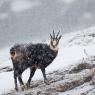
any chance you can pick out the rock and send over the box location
[0,66,13,73]
[69,63,95,74]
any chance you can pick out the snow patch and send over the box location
[59,83,94,95]
[0,72,14,94]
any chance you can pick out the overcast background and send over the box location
[0,0,95,49]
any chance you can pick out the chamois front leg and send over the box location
[18,73,25,91]
[26,67,36,89]
[14,71,18,91]
[41,67,50,85]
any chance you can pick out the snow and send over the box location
[10,0,40,12]
[0,26,95,94]
[0,47,12,68]
[59,83,94,95]
[0,72,14,94]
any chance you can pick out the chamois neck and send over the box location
[49,44,59,52]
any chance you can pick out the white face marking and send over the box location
[50,40,59,51]
[53,40,57,46]
[49,32,61,51]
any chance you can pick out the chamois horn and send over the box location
[56,30,60,38]
[53,30,55,38]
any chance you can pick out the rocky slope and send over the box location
[3,56,95,95]
[1,26,95,95]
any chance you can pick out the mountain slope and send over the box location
[4,58,95,95]
[1,26,95,95]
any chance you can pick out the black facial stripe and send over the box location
[50,40,59,48]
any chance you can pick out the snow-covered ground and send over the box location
[0,26,95,94]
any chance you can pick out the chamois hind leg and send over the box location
[41,67,50,85]
[26,67,36,88]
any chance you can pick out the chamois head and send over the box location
[50,30,61,51]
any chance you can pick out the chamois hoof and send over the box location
[44,80,50,85]
[20,85,26,91]
[15,87,19,91]
[25,83,31,89]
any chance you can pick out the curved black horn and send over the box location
[53,30,55,38]
[58,35,62,40]
[56,30,60,38]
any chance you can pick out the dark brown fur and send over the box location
[10,31,61,91]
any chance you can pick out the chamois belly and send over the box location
[28,44,58,68]
[30,55,55,68]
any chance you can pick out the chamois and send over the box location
[10,31,61,91]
